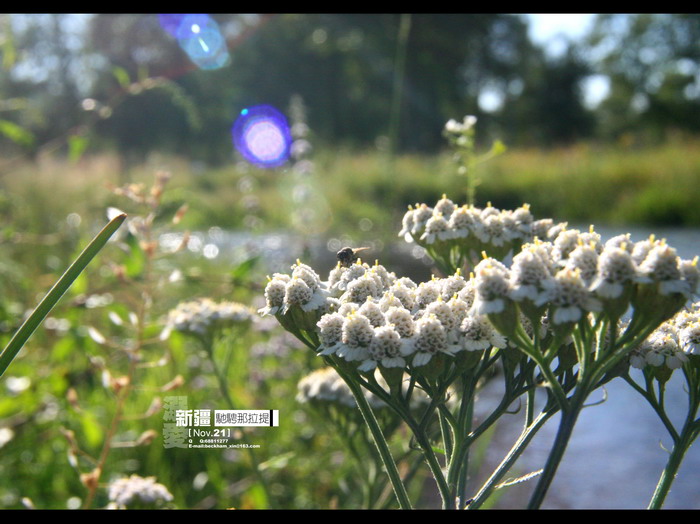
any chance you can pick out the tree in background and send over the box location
[589,14,700,142]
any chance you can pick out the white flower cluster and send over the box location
[317,271,507,371]
[398,197,549,262]
[297,367,364,408]
[444,115,478,135]
[297,367,433,409]
[473,230,699,326]
[107,474,173,508]
[259,259,398,322]
[630,302,700,372]
[259,261,332,317]
[163,298,255,338]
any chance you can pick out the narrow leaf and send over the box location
[0,213,126,378]
[496,469,543,489]
[0,118,34,147]
[112,65,131,89]
[68,134,89,164]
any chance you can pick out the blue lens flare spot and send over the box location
[159,13,230,70]
[157,14,187,37]
[232,105,292,168]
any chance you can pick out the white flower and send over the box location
[411,203,433,235]
[359,325,406,371]
[509,247,553,303]
[411,314,452,366]
[679,321,700,355]
[341,273,381,304]
[531,218,555,241]
[565,243,599,285]
[589,245,638,299]
[399,207,415,240]
[291,261,322,290]
[317,313,346,355]
[434,195,456,220]
[423,298,458,330]
[414,280,441,310]
[638,243,685,295]
[388,280,416,310]
[337,314,374,362]
[476,214,507,247]
[259,277,287,316]
[283,277,313,313]
[541,268,602,325]
[447,206,477,239]
[460,314,507,351]
[472,258,511,315]
[167,298,255,336]
[420,213,451,244]
[296,367,357,408]
[358,299,386,328]
[552,228,582,263]
[108,475,173,508]
[384,306,415,338]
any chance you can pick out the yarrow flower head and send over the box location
[107,474,173,508]
[541,268,602,325]
[163,298,255,339]
[472,257,511,316]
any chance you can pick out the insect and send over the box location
[336,246,370,267]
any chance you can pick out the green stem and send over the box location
[338,368,413,509]
[526,396,584,509]
[648,429,693,509]
[468,408,555,509]
[203,338,275,509]
[648,367,700,509]
[624,373,680,442]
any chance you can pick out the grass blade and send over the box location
[0,213,127,378]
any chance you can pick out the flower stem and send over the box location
[526,398,583,509]
[468,408,555,509]
[648,428,693,509]
[338,368,413,509]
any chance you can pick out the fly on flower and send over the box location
[337,247,371,268]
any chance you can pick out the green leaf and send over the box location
[80,410,104,448]
[124,231,146,279]
[0,213,126,378]
[68,134,89,164]
[243,482,269,509]
[112,66,131,89]
[258,451,295,471]
[0,118,34,147]
[231,256,259,283]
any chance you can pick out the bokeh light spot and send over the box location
[159,14,230,70]
[232,105,292,168]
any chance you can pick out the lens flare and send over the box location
[159,14,230,70]
[232,105,292,168]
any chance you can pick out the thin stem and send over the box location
[648,426,693,509]
[336,367,413,509]
[624,373,680,442]
[648,366,700,509]
[526,395,584,509]
[82,354,138,509]
[468,408,555,509]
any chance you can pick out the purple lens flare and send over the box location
[232,105,292,168]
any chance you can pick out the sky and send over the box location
[525,13,597,47]
[526,14,610,110]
